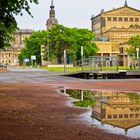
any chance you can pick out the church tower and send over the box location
[124,0,128,6]
[46,0,58,30]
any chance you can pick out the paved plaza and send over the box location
[0,67,140,84]
[0,67,140,140]
[0,67,84,83]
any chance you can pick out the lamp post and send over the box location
[64,50,66,73]
[81,46,84,71]
[136,48,140,70]
[81,90,84,101]
[136,48,139,60]
[41,45,45,66]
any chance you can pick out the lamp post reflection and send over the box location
[81,90,84,101]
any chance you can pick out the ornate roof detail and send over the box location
[124,0,128,7]
[50,0,54,9]
[46,0,58,30]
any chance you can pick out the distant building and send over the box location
[12,29,33,49]
[46,0,58,30]
[0,29,34,65]
[91,0,140,66]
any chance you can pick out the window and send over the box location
[119,17,123,21]
[130,18,133,22]
[113,114,117,118]
[119,114,123,118]
[135,18,139,22]
[107,17,111,21]
[124,114,128,118]
[124,18,128,21]
[119,47,124,53]
[130,114,134,118]
[113,17,117,21]
[108,115,112,119]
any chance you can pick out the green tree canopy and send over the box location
[48,25,98,63]
[48,25,74,63]
[128,35,140,58]
[69,27,98,60]
[0,0,38,49]
[18,30,48,65]
[19,25,98,65]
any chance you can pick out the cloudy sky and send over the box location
[15,0,140,31]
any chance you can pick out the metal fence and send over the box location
[66,56,140,73]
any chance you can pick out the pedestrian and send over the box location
[133,63,136,70]
[130,63,132,70]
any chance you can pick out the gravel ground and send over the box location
[0,82,140,140]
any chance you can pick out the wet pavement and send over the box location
[0,67,85,83]
[0,67,140,84]
[62,89,140,138]
[0,68,140,140]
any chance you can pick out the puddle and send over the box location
[60,89,140,138]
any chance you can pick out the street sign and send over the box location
[24,58,29,62]
[31,55,36,60]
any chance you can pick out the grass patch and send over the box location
[41,65,134,72]
[128,93,140,104]
[73,99,95,107]
[43,67,65,72]
[66,89,95,107]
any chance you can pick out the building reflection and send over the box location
[92,91,140,134]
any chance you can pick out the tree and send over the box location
[19,25,98,65]
[48,25,73,63]
[48,25,98,63]
[128,35,140,58]
[69,28,98,60]
[18,30,48,65]
[0,0,38,49]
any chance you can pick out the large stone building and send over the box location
[0,29,33,65]
[46,0,58,30]
[91,1,140,66]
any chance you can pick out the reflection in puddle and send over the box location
[61,89,140,138]
[62,89,95,107]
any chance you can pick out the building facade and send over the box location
[91,1,140,66]
[46,0,58,30]
[0,29,33,65]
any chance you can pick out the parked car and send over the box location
[0,63,7,68]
